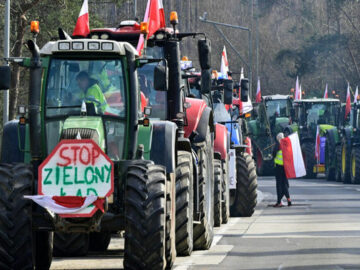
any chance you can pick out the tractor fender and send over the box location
[184,98,214,142]
[1,120,25,163]
[176,137,192,154]
[343,127,352,145]
[214,124,228,161]
[150,120,177,173]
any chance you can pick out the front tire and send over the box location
[302,142,316,179]
[89,232,111,252]
[213,159,223,227]
[124,161,167,270]
[175,151,194,256]
[53,233,89,257]
[350,147,360,184]
[325,136,336,181]
[341,140,351,183]
[221,159,230,224]
[0,163,35,269]
[230,152,258,217]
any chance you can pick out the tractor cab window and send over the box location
[46,58,126,117]
[306,103,337,127]
[265,99,289,119]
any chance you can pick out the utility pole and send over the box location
[255,0,259,83]
[134,0,137,19]
[3,0,10,124]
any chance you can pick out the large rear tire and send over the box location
[124,161,167,270]
[53,233,89,257]
[175,151,194,256]
[89,232,111,252]
[193,127,214,250]
[335,145,342,182]
[35,231,53,269]
[341,140,351,183]
[302,142,316,179]
[0,163,35,269]
[255,148,273,176]
[221,159,230,224]
[350,147,360,184]
[165,171,176,269]
[213,159,223,227]
[230,152,257,217]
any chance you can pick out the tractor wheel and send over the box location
[255,149,273,176]
[350,147,360,184]
[213,159,223,227]
[53,233,89,257]
[325,137,336,181]
[165,170,176,268]
[124,161,167,270]
[89,232,111,252]
[302,142,316,179]
[341,140,351,183]
[0,163,35,269]
[175,151,194,256]
[221,159,230,224]
[335,145,342,182]
[193,127,214,250]
[230,152,258,217]
[35,231,53,269]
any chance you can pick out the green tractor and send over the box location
[284,98,341,179]
[0,32,178,269]
[247,95,293,175]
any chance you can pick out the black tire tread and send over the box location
[213,159,222,227]
[53,232,89,257]
[221,159,230,224]
[89,232,111,252]
[350,147,360,184]
[302,142,316,179]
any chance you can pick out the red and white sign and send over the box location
[37,139,114,217]
[280,133,306,179]
[73,0,90,37]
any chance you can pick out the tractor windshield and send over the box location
[265,99,289,118]
[137,46,167,119]
[46,58,126,117]
[306,103,338,127]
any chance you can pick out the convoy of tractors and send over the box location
[0,5,356,270]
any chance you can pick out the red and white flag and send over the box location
[24,195,105,214]
[256,77,261,103]
[137,0,166,55]
[73,0,90,37]
[294,76,301,100]
[324,84,328,98]
[315,126,320,161]
[354,86,359,103]
[280,133,306,178]
[345,83,351,119]
[220,46,229,79]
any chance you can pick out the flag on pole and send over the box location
[354,86,359,103]
[256,77,261,103]
[299,84,302,99]
[137,0,166,55]
[315,126,320,161]
[73,0,90,37]
[295,77,301,100]
[345,83,351,119]
[24,195,105,214]
[324,84,328,98]
[280,133,306,178]
[220,46,229,79]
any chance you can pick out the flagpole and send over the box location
[3,0,10,124]
[134,0,137,19]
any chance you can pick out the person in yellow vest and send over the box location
[76,71,108,114]
[273,132,292,207]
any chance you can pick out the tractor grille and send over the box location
[61,128,99,144]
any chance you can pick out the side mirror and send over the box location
[223,79,233,105]
[240,78,249,102]
[0,66,11,90]
[198,39,211,70]
[200,69,211,94]
[153,64,168,91]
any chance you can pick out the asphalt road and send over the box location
[51,176,360,270]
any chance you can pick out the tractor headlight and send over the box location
[102,42,114,51]
[58,42,70,50]
[156,33,165,40]
[91,34,99,39]
[88,42,100,50]
[72,42,84,50]
[101,33,109,40]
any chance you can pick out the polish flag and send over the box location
[294,77,302,100]
[345,83,351,119]
[280,133,306,179]
[315,126,320,161]
[24,195,105,214]
[220,46,229,79]
[255,77,261,103]
[354,86,359,103]
[137,0,166,55]
[324,84,328,98]
[73,0,90,37]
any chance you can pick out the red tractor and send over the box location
[90,14,216,256]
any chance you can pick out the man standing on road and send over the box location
[273,132,292,207]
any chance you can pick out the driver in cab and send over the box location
[75,71,108,113]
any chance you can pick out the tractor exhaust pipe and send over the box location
[27,40,42,162]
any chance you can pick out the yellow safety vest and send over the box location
[274,150,284,166]
[79,84,109,113]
